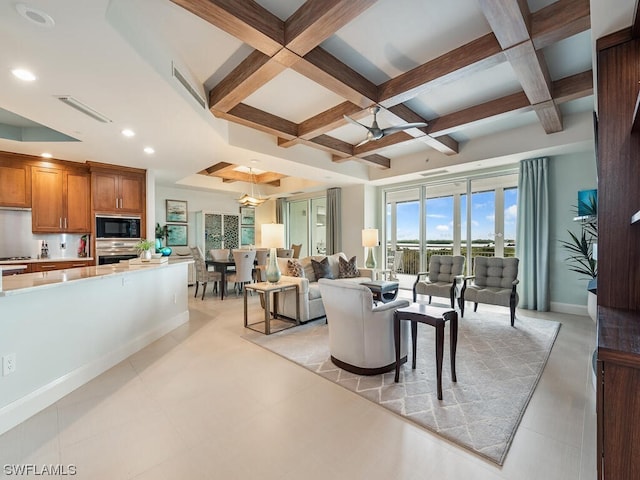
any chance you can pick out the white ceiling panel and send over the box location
[255,0,306,21]
[449,110,540,142]
[321,0,492,84]
[244,69,345,123]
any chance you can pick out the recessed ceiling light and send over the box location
[12,68,36,82]
[250,159,259,164]
[121,129,135,137]
[16,4,55,28]
[143,147,155,154]
[41,152,52,158]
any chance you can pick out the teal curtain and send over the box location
[326,187,341,255]
[517,157,550,311]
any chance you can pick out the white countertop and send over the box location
[0,261,190,297]
[0,265,27,271]
[0,257,94,265]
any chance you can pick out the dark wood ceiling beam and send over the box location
[552,69,593,103]
[285,0,378,56]
[204,162,234,174]
[353,131,414,156]
[378,33,505,107]
[209,50,286,112]
[531,0,590,49]
[306,135,353,156]
[385,104,459,155]
[428,91,531,136]
[291,47,378,107]
[332,153,391,169]
[213,103,298,139]
[278,101,367,148]
[170,0,284,56]
[477,0,530,49]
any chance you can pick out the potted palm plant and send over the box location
[559,194,597,320]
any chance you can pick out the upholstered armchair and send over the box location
[413,255,465,308]
[459,257,520,326]
[318,278,410,375]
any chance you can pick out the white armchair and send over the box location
[318,278,411,375]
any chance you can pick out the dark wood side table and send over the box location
[361,280,400,303]
[393,303,458,400]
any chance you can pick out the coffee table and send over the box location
[393,303,458,400]
[361,280,400,303]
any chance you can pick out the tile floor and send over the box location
[0,288,597,480]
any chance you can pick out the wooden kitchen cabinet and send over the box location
[0,156,31,208]
[31,260,93,272]
[92,170,144,214]
[31,166,91,233]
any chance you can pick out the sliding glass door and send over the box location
[384,172,517,286]
[287,196,326,258]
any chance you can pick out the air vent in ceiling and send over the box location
[420,169,448,177]
[56,96,112,123]
[289,191,304,195]
[172,63,206,109]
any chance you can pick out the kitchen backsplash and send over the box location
[0,209,90,259]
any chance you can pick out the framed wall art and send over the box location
[166,199,188,223]
[241,226,255,246]
[166,224,188,246]
[240,206,255,225]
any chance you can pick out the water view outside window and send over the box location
[385,173,518,284]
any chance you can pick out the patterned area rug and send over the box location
[245,309,560,465]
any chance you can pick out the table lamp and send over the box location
[261,223,285,283]
[362,228,378,269]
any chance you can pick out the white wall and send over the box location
[341,184,380,266]
[548,151,597,311]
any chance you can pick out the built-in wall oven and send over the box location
[95,215,141,265]
[95,240,139,265]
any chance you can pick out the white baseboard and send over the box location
[0,310,189,436]
[550,301,588,316]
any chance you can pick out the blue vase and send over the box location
[155,238,163,253]
[161,247,172,256]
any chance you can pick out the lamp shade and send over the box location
[362,228,379,247]
[261,223,285,249]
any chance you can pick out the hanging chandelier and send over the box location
[237,167,266,207]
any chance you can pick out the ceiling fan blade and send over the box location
[381,122,428,136]
[355,137,371,147]
[343,114,370,130]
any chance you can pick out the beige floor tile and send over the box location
[0,286,598,480]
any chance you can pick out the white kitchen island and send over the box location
[0,261,191,435]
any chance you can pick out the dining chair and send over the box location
[227,249,257,295]
[209,248,229,261]
[254,249,269,282]
[190,246,222,300]
[276,248,293,258]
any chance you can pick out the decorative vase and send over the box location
[155,238,163,253]
[161,247,172,256]
[140,250,152,261]
[265,248,281,283]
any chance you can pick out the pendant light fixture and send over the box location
[237,167,265,207]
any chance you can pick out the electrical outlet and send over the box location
[60,242,66,250]
[3,353,16,376]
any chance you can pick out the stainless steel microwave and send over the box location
[95,215,141,239]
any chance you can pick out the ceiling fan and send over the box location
[344,105,427,147]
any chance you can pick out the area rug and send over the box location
[244,309,560,465]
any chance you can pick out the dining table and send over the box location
[206,259,236,300]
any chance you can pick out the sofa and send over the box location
[274,252,374,322]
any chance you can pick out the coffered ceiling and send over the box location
[0,0,636,199]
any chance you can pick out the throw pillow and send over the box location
[287,259,304,277]
[338,255,359,278]
[311,257,334,280]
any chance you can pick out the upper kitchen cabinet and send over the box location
[0,155,31,208]
[89,162,145,215]
[31,165,91,233]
